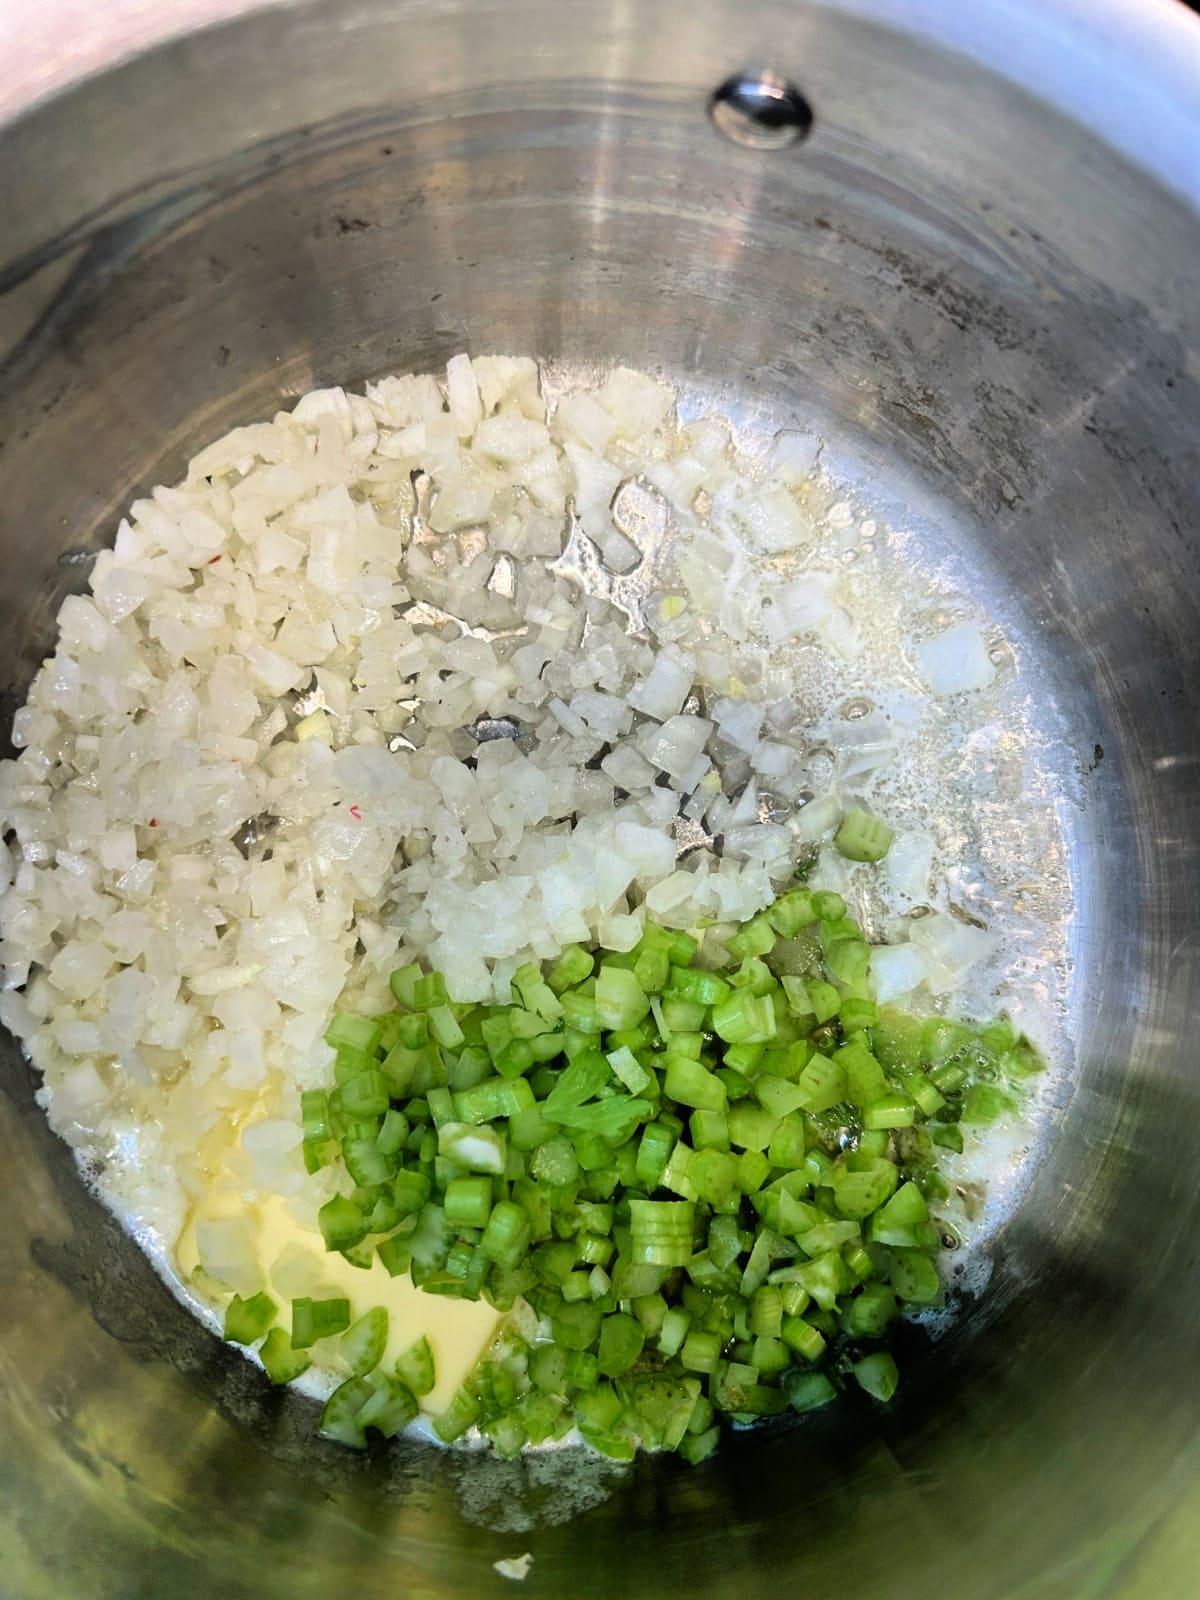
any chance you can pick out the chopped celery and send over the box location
[629,1199,695,1266]
[340,1307,389,1377]
[594,966,650,1030]
[358,1375,419,1437]
[395,1335,436,1397]
[852,1352,899,1402]
[291,1296,350,1348]
[259,1327,311,1384]
[317,1195,368,1253]
[319,1375,375,1448]
[597,1313,645,1377]
[783,1371,837,1413]
[275,885,1041,1466]
[325,1011,383,1056]
[664,1056,727,1111]
[224,1291,276,1345]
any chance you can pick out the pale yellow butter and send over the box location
[177,1135,501,1412]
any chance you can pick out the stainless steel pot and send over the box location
[2,1,1198,1595]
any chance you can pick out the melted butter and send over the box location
[175,1113,501,1413]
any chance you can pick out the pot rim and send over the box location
[1,0,1198,203]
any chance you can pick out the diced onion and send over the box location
[908,912,996,994]
[869,943,931,1003]
[916,622,997,696]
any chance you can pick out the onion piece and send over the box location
[869,943,931,1004]
[886,831,936,904]
[916,622,997,696]
[908,912,995,994]
[789,790,842,843]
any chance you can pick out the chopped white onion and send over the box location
[886,831,936,904]
[908,912,996,994]
[628,646,694,723]
[789,790,843,843]
[916,622,997,696]
[834,712,897,783]
[869,942,931,1004]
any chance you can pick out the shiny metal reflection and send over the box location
[709,70,814,149]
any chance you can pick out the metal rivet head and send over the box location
[709,70,813,150]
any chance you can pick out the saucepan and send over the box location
[1,0,1198,1594]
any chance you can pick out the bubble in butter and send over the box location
[174,1133,501,1414]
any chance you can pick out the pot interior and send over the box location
[1,2,1198,1596]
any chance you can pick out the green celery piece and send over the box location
[376,1233,412,1278]
[852,1352,899,1402]
[874,1180,929,1234]
[726,914,777,960]
[291,1295,351,1348]
[552,1300,603,1352]
[325,1010,383,1056]
[811,890,847,921]
[480,1200,532,1268]
[433,1385,483,1442]
[340,1307,389,1377]
[300,1089,330,1142]
[550,1095,652,1140]
[438,1120,507,1175]
[767,1114,807,1170]
[689,1148,739,1208]
[358,1375,419,1437]
[783,1371,837,1414]
[542,1052,609,1118]
[793,1052,846,1114]
[727,1100,780,1152]
[629,1198,695,1266]
[781,1314,826,1363]
[664,1056,727,1112]
[890,1248,940,1304]
[318,1195,368,1253]
[834,807,894,862]
[962,1082,1018,1124]
[607,1045,652,1095]
[767,888,818,937]
[832,1157,899,1220]
[259,1326,311,1384]
[872,1007,926,1072]
[932,1123,964,1153]
[680,1329,722,1375]
[548,945,594,992]
[841,1283,899,1339]
[753,1073,807,1118]
[839,1039,890,1107]
[710,991,778,1045]
[594,966,651,1030]
[597,1313,645,1377]
[224,1291,276,1346]
[443,1175,493,1229]
[689,1106,730,1151]
[805,979,841,1024]
[863,1090,918,1130]
[737,1148,770,1193]
[667,966,732,1007]
[679,1423,721,1464]
[319,1375,375,1448]
[826,938,871,989]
